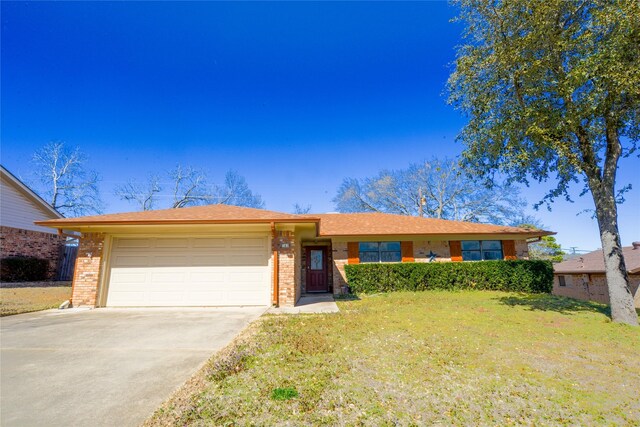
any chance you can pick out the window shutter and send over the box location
[347,242,360,264]
[449,241,462,262]
[401,241,414,262]
[503,240,517,260]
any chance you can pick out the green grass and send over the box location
[0,286,71,316]
[147,291,640,426]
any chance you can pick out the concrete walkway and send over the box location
[268,294,340,314]
[1,306,267,427]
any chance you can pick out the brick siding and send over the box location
[276,230,297,307]
[70,233,105,307]
[0,225,66,279]
[553,273,640,308]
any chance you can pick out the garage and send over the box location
[105,235,270,307]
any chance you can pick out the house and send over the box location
[35,204,553,308]
[553,243,640,308]
[0,165,66,279]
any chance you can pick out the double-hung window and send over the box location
[461,240,503,261]
[359,242,401,263]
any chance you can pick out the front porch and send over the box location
[269,294,339,314]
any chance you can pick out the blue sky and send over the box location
[1,1,638,251]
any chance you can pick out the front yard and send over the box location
[0,283,72,316]
[147,291,640,426]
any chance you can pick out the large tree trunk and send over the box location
[591,189,638,326]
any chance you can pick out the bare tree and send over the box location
[211,171,264,208]
[114,175,162,211]
[293,203,311,214]
[32,141,103,216]
[170,165,210,208]
[333,157,532,225]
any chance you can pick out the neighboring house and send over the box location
[0,165,66,279]
[553,243,640,308]
[36,205,553,308]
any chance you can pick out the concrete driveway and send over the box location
[1,306,266,427]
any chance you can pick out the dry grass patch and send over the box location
[146,291,640,426]
[0,286,71,316]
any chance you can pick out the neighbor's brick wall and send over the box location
[71,233,105,307]
[276,230,297,307]
[553,273,640,308]
[0,225,66,279]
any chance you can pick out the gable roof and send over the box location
[0,165,62,219]
[554,245,640,275]
[36,204,317,227]
[311,212,552,237]
[35,205,553,238]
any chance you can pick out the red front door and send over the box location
[305,246,328,292]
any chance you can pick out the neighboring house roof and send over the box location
[35,204,553,238]
[554,244,640,275]
[311,212,552,237]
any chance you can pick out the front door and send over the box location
[305,246,328,292]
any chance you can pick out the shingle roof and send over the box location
[311,212,552,237]
[36,204,316,226]
[554,245,640,275]
[36,205,553,238]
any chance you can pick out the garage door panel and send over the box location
[106,236,270,307]
[151,256,188,267]
[116,238,153,249]
[155,238,189,248]
[112,255,151,268]
[192,238,226,248]
[231,238,265,248]
[190,254,228,266]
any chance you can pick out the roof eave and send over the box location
[34,218,320,230]
[318,231,556,238]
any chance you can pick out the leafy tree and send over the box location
[529,236,565,263]
[32,141,103,216]
[448,0,639,324]
[334,157,533,225]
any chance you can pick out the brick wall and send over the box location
[514,240,529,259]
[553,273,640,308]
[332,241,348,294]
[71,233,105,307]
[414,240,452,262]
[0,225,66,279]
[276,230,297,307]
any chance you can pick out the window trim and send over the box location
[358,241,402,263]
[461,240,504,261]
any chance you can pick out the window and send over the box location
[359,242,401,263]
[558,275,566,287]
[461,240,503,261]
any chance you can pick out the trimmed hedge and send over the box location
[344,260,553,294]
[0,256,49,282]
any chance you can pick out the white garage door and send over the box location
[106,236,270,307]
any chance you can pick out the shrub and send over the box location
[344,260,553,294]
[0,256,50,282]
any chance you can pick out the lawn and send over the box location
[0,286,72,316]
[147,291,640,426]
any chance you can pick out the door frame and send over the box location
[305,245,329,293]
